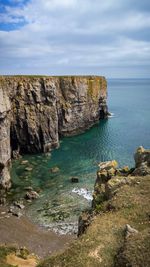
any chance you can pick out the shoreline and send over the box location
[0,205,74,259]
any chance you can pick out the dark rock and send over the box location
[0,197,6,205]
[9,205,23,217]
[25,167,33,172]
[71,177,79,183]
[13,200,25,209]
[78,211,92,236]
[12,210,22,218]
[24,186,33,191]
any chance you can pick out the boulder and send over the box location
[125,224,138,238]
[25,167,33,172]
[50,166,60,173]
[71,177,79,183]
[0,196,6,205]
[21,160,29,165]
[12,150,21,159]
[13,200,25,209]
[134,146,150,167]
[25,190,39,200]
[98,160,118,171]
[97,169,108,184]
[133,147,150,176]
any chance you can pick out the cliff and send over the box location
[38,147,150,267]
[0,75,108,190]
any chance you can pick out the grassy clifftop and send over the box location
[37,174,150,267]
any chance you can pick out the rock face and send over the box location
[92,146,150,208]
[0,85,11,190]
[133,146,150,175]
[0,75,108,190]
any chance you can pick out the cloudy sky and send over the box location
[0,0,150,77]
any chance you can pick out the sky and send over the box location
[0,0,150,77]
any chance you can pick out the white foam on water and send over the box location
[72,188,93,201]
[108,112,115,118]
[44,222,78,235]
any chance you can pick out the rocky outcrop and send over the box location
[92,146,150,208]
[0,75,108,190]
[133,146,150,175]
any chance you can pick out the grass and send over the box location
[0,75,104,79]
[38,175,150,267]
[0,246,38,267]
[0,247,17,267]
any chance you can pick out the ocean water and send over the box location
[11,78,150,234]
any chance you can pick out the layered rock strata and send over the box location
[0,76,108,189]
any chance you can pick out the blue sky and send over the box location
[0,0,150,77]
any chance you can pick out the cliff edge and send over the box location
[0,76,108,190]
[38,147,150,267]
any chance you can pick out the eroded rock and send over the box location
[125,224,138,238]
[133,146,150,176]
[25,191,39,200]
[50,166,60,173]
[0,76,108,190]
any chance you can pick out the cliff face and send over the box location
[0,76,108,190]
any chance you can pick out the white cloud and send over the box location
[0,0,150,77]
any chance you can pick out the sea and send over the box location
[11,78,150,234]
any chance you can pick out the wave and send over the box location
[72,188,93,201]
[108,112,115,118]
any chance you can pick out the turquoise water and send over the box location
[11,78,150,234]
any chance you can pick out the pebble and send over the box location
[1,211,6,215]
[25,167,33,172]
[21,160,29,165]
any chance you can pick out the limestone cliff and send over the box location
[0,75,108,190]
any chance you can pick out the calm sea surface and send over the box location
[11,78,150,234]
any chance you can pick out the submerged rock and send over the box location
[24,186,33,191]
[13,200,25,210]
[21,160,29,165]
[50,166,60,173]
[71,177,79,183]
[25,190,39,200]
[25,167,33,172]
